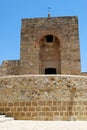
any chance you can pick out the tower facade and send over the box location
[0,16,81,76]
[20,16,81,75]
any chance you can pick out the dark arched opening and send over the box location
[45,68,56,74]
[39,35,61,74]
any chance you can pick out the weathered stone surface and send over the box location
[0,16,81,76]
[0,75,87,101]
[0,75,87,120]
[0,16,86,121]
[0,60,19,76]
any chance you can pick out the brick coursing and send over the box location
[0,100,87,120]
[0,75,87,120]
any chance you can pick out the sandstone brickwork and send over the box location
[0,75,87,120]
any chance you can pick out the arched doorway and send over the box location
[39,35,61,74]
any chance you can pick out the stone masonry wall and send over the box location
[81,72,87,76]
[0,60,20,77]
[20,16,81,75]
[0,75,87,120]
[0,16,81,76]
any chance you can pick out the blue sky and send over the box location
[0,0,87,72]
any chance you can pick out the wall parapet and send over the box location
[0,74,87,101]
[0,75,87,120]
[0,60,20,77]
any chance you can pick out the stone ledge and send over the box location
[0,74,87,79]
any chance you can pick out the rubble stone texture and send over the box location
[0,75,87,120]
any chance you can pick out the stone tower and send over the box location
[0,16,81,76]
[1,16,87,121]
[20,16,81,75]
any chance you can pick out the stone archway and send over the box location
[39,35,61,74]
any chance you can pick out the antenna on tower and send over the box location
[48,7,51,18]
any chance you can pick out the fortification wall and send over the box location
[0,75,87,120]
[81,72,87,76]
[0,60,20,77]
